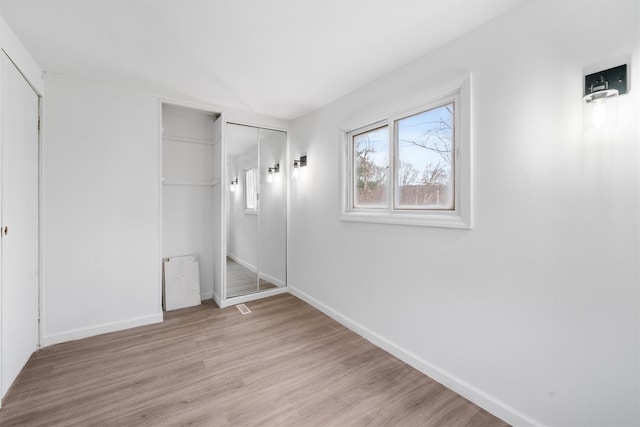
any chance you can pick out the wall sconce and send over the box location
[583,64,627,128]
[266,163,279,184]
[230,178,238,192]
[292,155,307,180]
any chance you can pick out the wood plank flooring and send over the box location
[0,294,509,426]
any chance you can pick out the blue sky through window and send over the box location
[397,103,453,183]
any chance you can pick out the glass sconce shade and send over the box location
[292,162,299,180]
[582,64,626,129]
[267,163,278,184]
[583,89,618,128]
[292,156,306,180]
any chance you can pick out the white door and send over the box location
[1,52,40,398]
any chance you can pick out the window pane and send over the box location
[245,167,257,211]
[353,126,389,208]
[396,103,454,210]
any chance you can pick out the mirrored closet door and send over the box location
[226,123,286,298]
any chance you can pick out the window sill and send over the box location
[339,211,471,229]
[244,210,258,215]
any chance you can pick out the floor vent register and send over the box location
[236,304,251,315]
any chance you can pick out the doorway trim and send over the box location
[0,49,43,406]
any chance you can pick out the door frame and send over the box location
[156,97,224,313]
[0,49,43,405]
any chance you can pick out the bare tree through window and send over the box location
[396,103,454,209]
[353,126,388,208]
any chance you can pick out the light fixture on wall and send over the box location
[583,64,627,128]
[292,155,307,180]
[266,163,280,184]
[230,178,238,192]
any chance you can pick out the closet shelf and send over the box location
[162,179,219,187]
[163,135,215,146]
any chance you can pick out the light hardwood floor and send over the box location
[0,294,508,426]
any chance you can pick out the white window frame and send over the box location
[244,166,258,214]
[340,74,472,229]
[349,121,390,210]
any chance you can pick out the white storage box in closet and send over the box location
[163,255,201,311]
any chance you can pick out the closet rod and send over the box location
[163,135,215,146]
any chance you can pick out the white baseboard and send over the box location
[200,290,214,300]
[227,252,256,272]
[288,286,543,427]
[40,312,164,347]
[259,272,285,288]
[220,286,288,308]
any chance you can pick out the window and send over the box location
[244,166,257,212]
[353,125,389,208]
[341,75,471,228]
[395,103,454,210]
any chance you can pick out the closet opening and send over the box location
[161,103,223,310]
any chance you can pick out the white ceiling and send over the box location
[0,0,526,120]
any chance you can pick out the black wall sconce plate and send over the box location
[584,64,627,96]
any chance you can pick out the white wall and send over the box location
[42,75,162,345]
[288,0,639,425]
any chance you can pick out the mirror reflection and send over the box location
[226,124,286,298]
